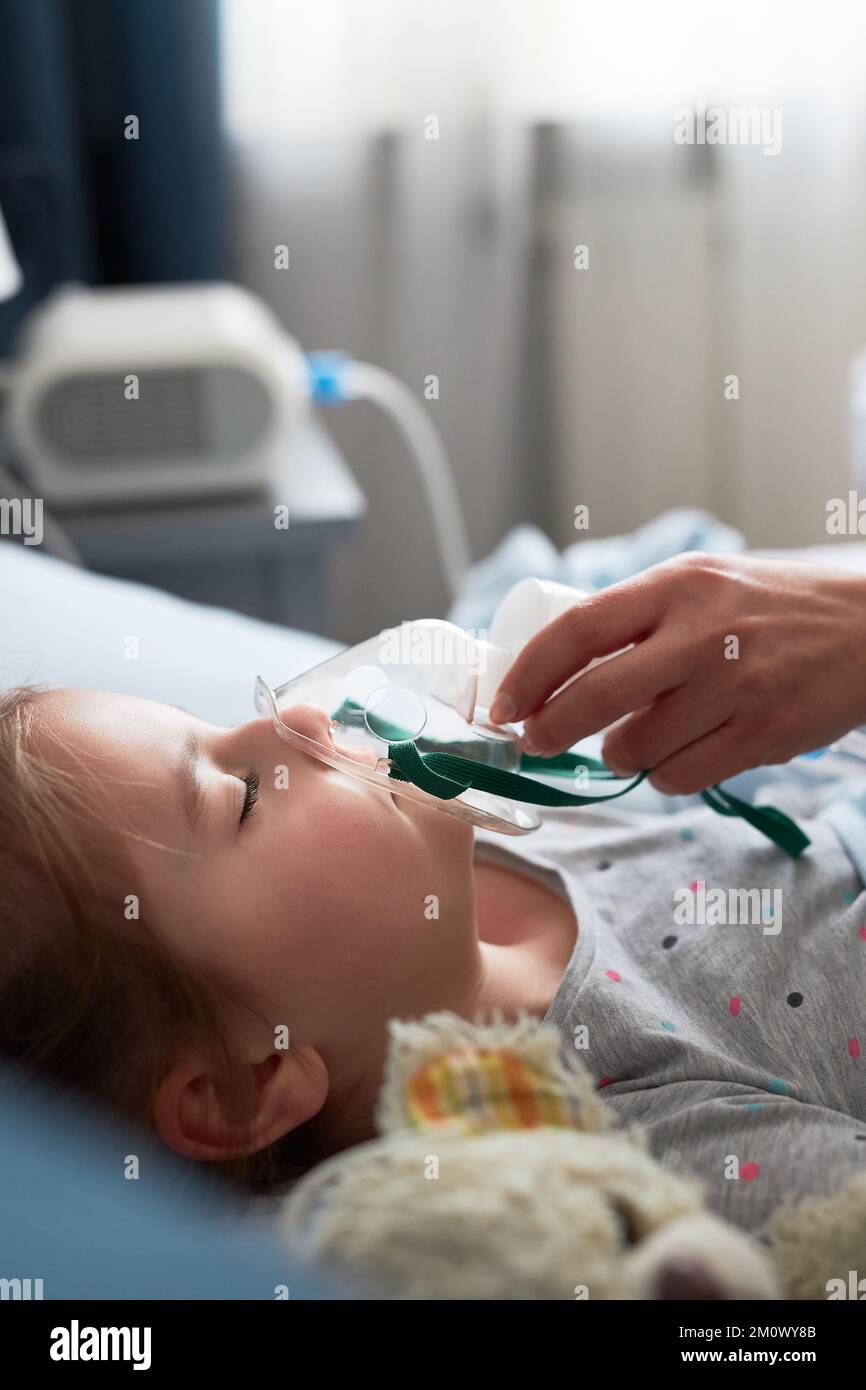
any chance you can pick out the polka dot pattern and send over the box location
[591,823,864,1165]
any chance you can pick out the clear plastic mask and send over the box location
[255,619,541,835]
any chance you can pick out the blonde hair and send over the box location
[0,685,313,1191]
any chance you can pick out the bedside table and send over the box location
[59,416,366,638]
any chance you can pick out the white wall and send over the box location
[221,1,866,639]
[546,109,866,552]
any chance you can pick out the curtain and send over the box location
[0,0,226,354]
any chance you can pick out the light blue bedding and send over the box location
[0,541,342,726]
[448,504,866,630]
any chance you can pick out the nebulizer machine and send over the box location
[255,576,812,858]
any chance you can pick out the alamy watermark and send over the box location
[826,491,866,535]
[674,879,781,935]
[674,103,782,157]
[0,1275,43,1299]
[826,1270,865,1299]
[50,1321,151,1370]
[0,496,43,546]
[378,621,491,676]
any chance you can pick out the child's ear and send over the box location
[153,1044,329,1162]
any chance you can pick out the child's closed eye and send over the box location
[239,765,260,824]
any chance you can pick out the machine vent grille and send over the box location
[36,367,273,465]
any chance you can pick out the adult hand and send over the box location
[489,552,866,793]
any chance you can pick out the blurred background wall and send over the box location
[3,0,866,641]
[221,0,866,635]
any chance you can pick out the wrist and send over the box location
[833,568,866,722]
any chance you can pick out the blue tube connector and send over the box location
[306,351,352,405]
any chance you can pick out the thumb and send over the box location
[490,569,670,724]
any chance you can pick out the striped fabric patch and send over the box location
[405,1047,582,1135]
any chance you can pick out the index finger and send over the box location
[489,567,671,724]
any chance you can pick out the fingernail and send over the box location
[521,723,549,755]
[606,760,631,778]
[489,691,517,724]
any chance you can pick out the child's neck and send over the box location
[311,856,578,1165]
[469,856,577,1020]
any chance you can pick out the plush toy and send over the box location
[280,1012,866,1300]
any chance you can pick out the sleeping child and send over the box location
[1,683,864,1244]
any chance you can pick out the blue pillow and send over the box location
[0,1063,343,1299]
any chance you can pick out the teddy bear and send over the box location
[278,1010,866,1300]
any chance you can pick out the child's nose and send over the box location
[277,703,335,746]
[280,702,384,768]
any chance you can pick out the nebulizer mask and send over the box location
[255,578,811,857]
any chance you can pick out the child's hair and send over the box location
[0,684,313,1192]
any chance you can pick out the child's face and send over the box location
[41,690,480,1072]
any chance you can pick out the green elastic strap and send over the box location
[386,741,811,860]
[698,782,811,858]
[329,698,810,858]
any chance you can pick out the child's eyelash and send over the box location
[240,765,260,824]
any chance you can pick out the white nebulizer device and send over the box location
[255,577,811,858]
